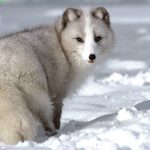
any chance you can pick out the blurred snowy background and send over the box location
[0,0,150,150]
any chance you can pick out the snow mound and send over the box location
[103,70,150,86]
[8,109,148,150]
[117,108,136,121]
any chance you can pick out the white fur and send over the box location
[0,7,114,144]
[82,13,94,61]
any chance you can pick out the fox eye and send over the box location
[95,36,102,42]
[76,37,84,43]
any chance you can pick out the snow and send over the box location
[0,2,150,150]
[105,60,148,71]
[116,108,135,121]
[102,70,150,86]
[137,28,149,35]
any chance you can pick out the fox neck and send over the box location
[66,62,92,97]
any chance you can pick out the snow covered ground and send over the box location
[0,1,150,150]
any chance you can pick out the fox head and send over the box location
[55,7,114,68]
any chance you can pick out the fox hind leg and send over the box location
[0,84,37,144]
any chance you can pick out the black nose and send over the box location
[89,54,96,61]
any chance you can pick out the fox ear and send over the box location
[92,7,110,26]
[62,8,82,28]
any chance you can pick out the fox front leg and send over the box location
[52,100,63,129]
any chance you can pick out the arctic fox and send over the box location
[0,7,114,144]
